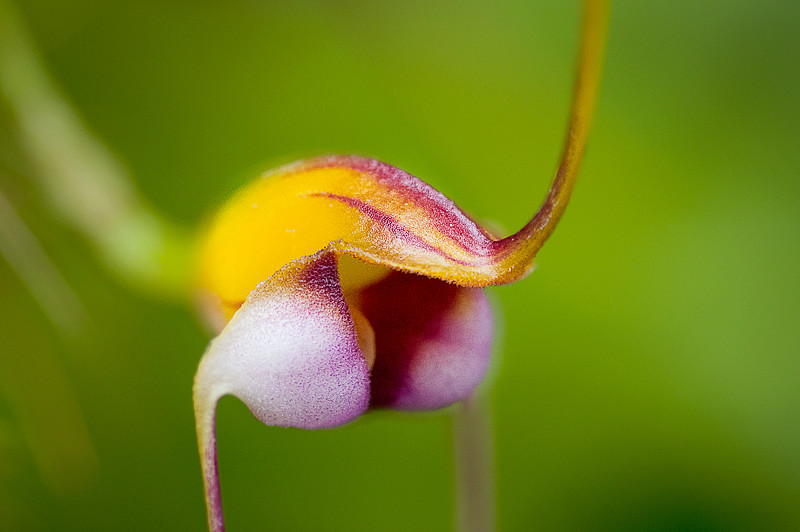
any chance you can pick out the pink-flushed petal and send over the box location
[198,252,369,429]
[354,271,494,411]
[193,250,371,532]
[197,250,371,429]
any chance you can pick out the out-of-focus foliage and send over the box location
[1,1,798,530]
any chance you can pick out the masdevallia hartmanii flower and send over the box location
[193,2,607,530]
[194,154,573,530]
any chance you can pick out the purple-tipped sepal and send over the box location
[357,272,494,410]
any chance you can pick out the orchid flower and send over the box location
[193,2,608,530]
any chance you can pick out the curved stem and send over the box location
[499,0,610,257]
[453,393,496,532]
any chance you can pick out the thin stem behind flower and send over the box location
[453,394,496,532]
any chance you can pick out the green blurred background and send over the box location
[2,1,799,530]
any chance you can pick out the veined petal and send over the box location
[194,251,370,531]
[353,271,494,410]
[197,155,543,321]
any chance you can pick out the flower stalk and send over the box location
[453,394,496,532]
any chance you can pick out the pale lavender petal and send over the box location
[193,251,371,531]
[357,272,494,411]
[197,250,371,428]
